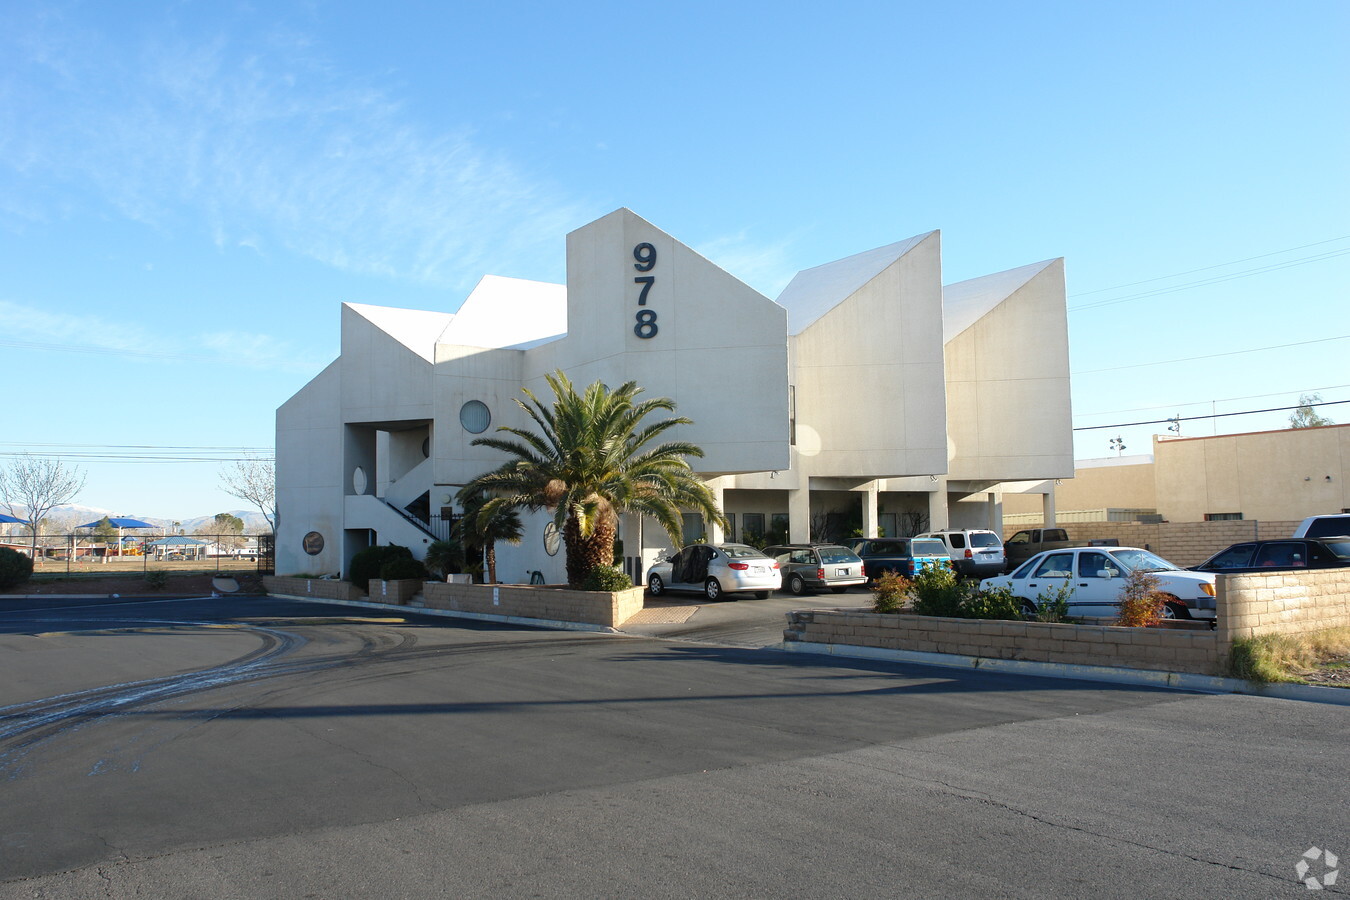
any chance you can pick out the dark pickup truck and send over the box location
[843,537,951,582]
[1002,528,1073,571]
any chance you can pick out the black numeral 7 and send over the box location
[634,276,654,305]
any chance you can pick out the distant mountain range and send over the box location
[2,503,272,533]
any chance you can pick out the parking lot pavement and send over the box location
[617,589,869,647]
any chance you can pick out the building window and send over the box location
[1204,512,1244,521]
[682,513,705,544]
[724,513,736,542]
[459,400,491,434]
[879,512,897,539]
[742,513,765,543]
[788,385,796,446]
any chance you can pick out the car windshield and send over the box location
[969,533,1001,548]
[912,540,947,556]
[817,546,861,564]
[1109,548,1179,572]
[720,544,766,559]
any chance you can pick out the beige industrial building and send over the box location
[1004,424,1350,525]
[275,209,1073,581]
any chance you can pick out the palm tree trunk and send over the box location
[564,515,616,586]
[486,542,497,584]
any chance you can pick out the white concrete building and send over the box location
[276,208,1072,582]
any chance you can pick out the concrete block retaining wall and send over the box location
[785,610,1224,674]
[422,582,645,629]
[1001,520,1302,567]
[785,567,1349,676]
[262,576,366,603]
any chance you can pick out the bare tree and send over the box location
[220,456,276,533]
[0,453,86,561]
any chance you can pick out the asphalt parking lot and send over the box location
[1,592,1346,898]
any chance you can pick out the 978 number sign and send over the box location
[632,242,658,339]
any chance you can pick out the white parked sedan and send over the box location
[980,546,1217,621]
[646,543,782,601]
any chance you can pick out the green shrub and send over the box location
[348,544,413,591]
[871,570,911,613]
[0,547,34,590]
[578,565,633,592]
[909,562,965,617]
[423,539,463,578]
[961,584,1022,621]
[144,570,169,590]
[1034,583,1073,623]
[379,557,428,581]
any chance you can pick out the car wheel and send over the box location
[647,574,665,596]
[830,586,847,594]
[1020,600,1037,620]
[704,578,723,601]
[788,574,807,595]
[1160,598,1189,620]
[754,591,770,600]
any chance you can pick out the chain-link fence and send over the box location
[0,532,274,576]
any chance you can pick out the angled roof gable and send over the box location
[941,258,1059,344]
[437,275,567,350]
[344,303,455,362]
[775,231,935,335]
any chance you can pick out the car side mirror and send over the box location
[1097,569,1113,580]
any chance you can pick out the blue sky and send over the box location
[2,0,1347,519]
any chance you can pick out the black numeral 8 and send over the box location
[634,308,658,338]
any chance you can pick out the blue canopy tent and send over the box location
[77,517,156,558]
[0,513,31,525]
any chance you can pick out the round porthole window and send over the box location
[459,400,491,434]
[543,522,561,557]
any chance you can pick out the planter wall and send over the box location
[1216,568,1350,642]
[262,576,366,603]
[371,578,424,605]
[785,609,1226,674]
[422,582,645,628]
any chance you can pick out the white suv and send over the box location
[1293,514,1350,539]
[915,530,1006,578]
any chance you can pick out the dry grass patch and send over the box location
[1226,627,1350,685]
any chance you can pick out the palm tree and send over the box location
[453,488,524,584]
[459,371,725,587]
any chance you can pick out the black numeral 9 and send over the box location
[633,242,656,272]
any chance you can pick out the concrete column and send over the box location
[789,487,811,542]
[859,481,879,538]
[986,492,1003,532]
[1042,490,1057,527]
[927,483,949,532]
[707,481,726,544]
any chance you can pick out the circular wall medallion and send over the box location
[459,400,491,434]
[352,466,368,495]
[421,436,430,458]
[302,531,325,556]
[543,522,561,556]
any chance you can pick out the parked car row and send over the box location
[644,516,1350,609]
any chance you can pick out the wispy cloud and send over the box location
[1,16,586,291]
[696,229,807,299]
[0,299,323,372]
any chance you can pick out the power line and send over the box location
[1073,399,1349,432]
[1075,384,1350,418]
[1068,247,1350,312]
[1070,234,1350,298]
[1073,334,1350,375]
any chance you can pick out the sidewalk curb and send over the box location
[781,640,1350,706]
